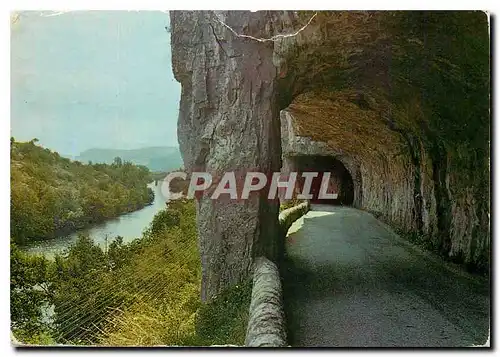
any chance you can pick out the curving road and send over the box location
[282,205,490,347]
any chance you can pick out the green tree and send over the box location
[51,235,114,342]
[113,156,123,167]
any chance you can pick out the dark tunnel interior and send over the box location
[293,155,354,205]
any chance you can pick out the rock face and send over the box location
[170,11,284,301]
[170,11,490,300]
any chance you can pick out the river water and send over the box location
[22,182,167,258]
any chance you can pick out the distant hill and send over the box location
[76,146,183,172]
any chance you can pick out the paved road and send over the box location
[282,205,490,347]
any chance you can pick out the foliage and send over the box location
[11,199,251,346]
[50,234,119,343]
[100,196,251,346]
[193,280,252,346]
[97,199,201,346]
[10,140,154,244]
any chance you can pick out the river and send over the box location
[22,182,167,258]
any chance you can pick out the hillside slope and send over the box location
[10,139,154,244]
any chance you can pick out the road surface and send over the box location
[282,205,490,347]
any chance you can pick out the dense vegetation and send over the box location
[11,199,251,346]
[10,139,154,244]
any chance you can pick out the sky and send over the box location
[11,11,181,157]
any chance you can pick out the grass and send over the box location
[192,280,252,346]
[100,278,252,347]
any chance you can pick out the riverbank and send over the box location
[11,139,155,246]
[18,192,155,246]
[21,183,167,258]
[13,198,254,346]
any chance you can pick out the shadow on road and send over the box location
[281,207,490,347]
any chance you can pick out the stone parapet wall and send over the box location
[245,202,310,347]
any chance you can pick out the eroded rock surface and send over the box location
[170,11,285,301]
[170,11,490,300]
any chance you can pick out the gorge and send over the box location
[170,11,490,303]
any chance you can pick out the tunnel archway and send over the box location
[293,155,354,205]
[170,11,490,301]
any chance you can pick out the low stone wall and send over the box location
[245,201,310,347]
[245,257,287,347]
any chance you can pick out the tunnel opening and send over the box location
[293,155,354,205]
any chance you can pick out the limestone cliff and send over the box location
[170,11,490,300]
